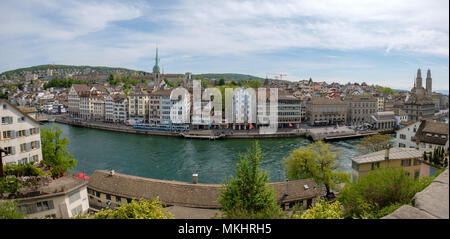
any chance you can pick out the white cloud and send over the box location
[0,0,448,90]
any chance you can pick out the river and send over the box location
[42,122,365,184]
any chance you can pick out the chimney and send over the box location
[385,147,390,161]
[192,174,198,184]
[284,180,289,196]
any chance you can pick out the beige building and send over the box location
[307,97,348,126]
[0,99,42,166]
[376,96,385,112]
[128,92,150,122]
[351,147,427,182]
[346,95,377,124]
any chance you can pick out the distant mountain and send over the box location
[0,65,271,83]
[0,64,149,79]
[434,90,449,95]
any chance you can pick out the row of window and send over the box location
[87,189,132,204]
[18,200,54,215]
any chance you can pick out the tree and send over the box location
[93,198,173,219]
[218,141,284,219]
[40,126,77,178]
[0,200,25,219]
[217,78,225,86]
[357,134,392,153]
[382,87,395,95]
[337,167,437,218]
[293,199,344,219]
[283,141,349,196]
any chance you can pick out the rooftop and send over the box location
[16,176,88,202]
[88,170,321,209]
[351,147,425,164]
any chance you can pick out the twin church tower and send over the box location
[411,68,432,96]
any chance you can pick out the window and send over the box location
[69,191,81,204]
[401,159,412,167]
[414,170,420,180]
[1,116,13,125]
[106,194,111,200]
[116,196,121,202]
[96,191,100,197]
[126,198,132,203]
[414,159,421,166]
[371,162,380,170]
[71,205,83,217]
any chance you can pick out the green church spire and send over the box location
[153,47,160,73]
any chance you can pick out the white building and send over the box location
[16,176,89,219]
[0,99,43,166]
[105,95,114,122]
[369,111,397,131]
[393,108,408,127]
[113,96,128,123]
[232,87,254,129]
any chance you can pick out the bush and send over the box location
[93,198,173,219]
[338,167,417,218]
[0,176,21,195]
[0,200,25,219]
[3,163,46,177]
[293,199,344,219]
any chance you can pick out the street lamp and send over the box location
[0,147,7,178]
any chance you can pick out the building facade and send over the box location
[307,97,348,126]
[0,99,42,166]
[16,176,89,219]
[346,95,377,125]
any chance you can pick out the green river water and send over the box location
[42,122,365,184]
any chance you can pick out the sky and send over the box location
[0,0,448,90]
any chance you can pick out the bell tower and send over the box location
[426,69,432,95]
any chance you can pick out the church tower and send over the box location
[415,68,422,89]
[415,68,425,95]
[152,47,161,90]
[426,69,432,95]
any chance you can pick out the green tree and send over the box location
[293,199,344,219]
[217,78,225,86]
[382,87,395,95]
[284,141,349,196]
[93,198,173,219]
[218,141,284,219]
[40,126,77,178]
[0,200,25,219]
[357,134,392,153]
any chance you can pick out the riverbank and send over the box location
[54,116,308,139]
[53,116,384,141]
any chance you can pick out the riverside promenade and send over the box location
[51,115,383,141]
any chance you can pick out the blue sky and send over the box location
[0,0,448,90]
